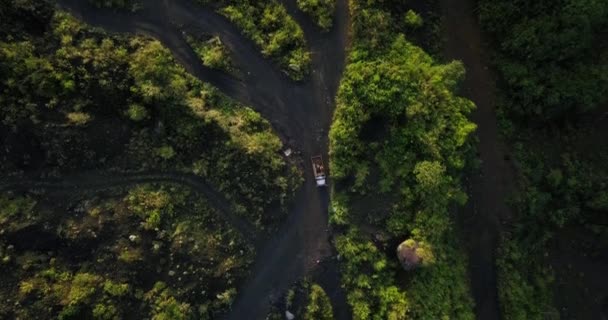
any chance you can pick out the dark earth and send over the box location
[35,0,350,318]
[0,0,523,319]
[440,0,515,319]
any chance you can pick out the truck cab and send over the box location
[311,155,327,187]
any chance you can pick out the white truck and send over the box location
[311,155,327,187]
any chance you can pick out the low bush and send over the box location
[296,0,335,30]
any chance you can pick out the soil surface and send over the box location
[41,0,352,319]
[439,0,516,319]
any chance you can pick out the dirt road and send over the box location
[439,0,516,319]
[54,0,351,318]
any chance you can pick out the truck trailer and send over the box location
[311,155,327,187]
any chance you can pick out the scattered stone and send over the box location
[129,235,137,242]
[168,270,176,277]
[283,148,292,157]
[285,310,295,320]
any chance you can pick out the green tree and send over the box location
[304,284,334,320]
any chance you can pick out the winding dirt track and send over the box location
[0,171,258,239]
[44,0,352,319]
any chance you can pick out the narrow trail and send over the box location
[51,0,352,319]
[0,171,257,239]
[440,0,516,319]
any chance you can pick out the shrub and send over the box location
[403,10,423,28]
[127,104,148,121]
[303,284,333,320]
[296,0,335,30]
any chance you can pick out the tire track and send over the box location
[44,0,352,318]
[0,171,257,239]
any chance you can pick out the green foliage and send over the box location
[1,4,299,225]
[156,145,176,160]
[495,129,608,318]
[0,2,286,319]
[125,185,185,230]
[479,0,608,120]
[0,10,132,127]
[328,191,349,225]
[129,39,190,104]
[127,103,148,121]
[5,184,253,318]
[122,38,300,226]
[303,284,334,320]
[329,0,476,318]
[407,244,474,320]
[330,36,475,189]
[496,236,555,320]
[296,0,335,30]
[66,112,92,126]
[213,0,311,80]
[92,303,120,320]
[335,230,408,320]
[14,269,127,319]
[185,35,235,73]
[67,273,102,305]
[0,194,36,224]
[103,281,130,297]
[145,282,193,320]
[403,10,423,29]
[118,247,143,263]
[480,0,608,316]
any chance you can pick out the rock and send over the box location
[129,235,137,242]
[285,310,295,320]
[168,270,176,277]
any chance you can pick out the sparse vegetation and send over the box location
[303,284,333,320]
[296,0,335,30]
[0,183,254,319]
[265,281,334,319]
[184,34,237,74]
[195,0,311,80]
